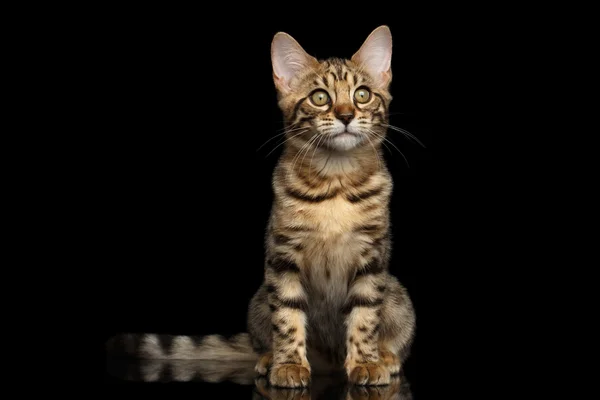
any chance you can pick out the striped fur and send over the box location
[106,26,415,389]
[106,332,257,361]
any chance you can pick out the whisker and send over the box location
[265,129,309,158]
[308,134,326,180]
[299,134,320,173]
[276,122,302,133]
[375,134,394,156]
[282,125,311,134]
[256,131,287,152]
[384,112,408,117]
[363,130,383,172]
[259,124,310,152]
[289,134,320,180]
[365,128,410,168]
[316,151,332,176]
[290,134,318,172]
[381,124,426,148]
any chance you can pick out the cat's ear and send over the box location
[351,26,393,88]
[271,32,318,94]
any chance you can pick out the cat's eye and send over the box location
[311,90,330,106]
[354,87,371,104]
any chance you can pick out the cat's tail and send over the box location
[105,332,258,361]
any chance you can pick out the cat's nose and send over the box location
[334,104,355,125]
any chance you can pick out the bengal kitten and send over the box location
[106,25,416,389]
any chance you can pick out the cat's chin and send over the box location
[326,132,363,152]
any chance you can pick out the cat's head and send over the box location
[271,26,393,153]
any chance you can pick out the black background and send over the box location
[97,8,496,397]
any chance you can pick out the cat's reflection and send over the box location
[253,375,411,400]
[107,358,412,399]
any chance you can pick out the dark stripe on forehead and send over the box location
[329,72,338,81]
[353,74,358,85]
[336,63,344,78]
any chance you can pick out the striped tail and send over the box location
[106,333,258,361]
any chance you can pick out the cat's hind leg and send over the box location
[379,349,401,375]
[344,273,415,385]
[255,352,273,375]
[377,276,415,377]
[248,284,275,376]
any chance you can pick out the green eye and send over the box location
[311,90,330,106]
[354,87,371,104]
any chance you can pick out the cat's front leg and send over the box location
[343,260,390,386]
[265,255,311,388]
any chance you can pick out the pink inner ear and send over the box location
[271,33,317,91]
[353,27,393,86]
[273,74,289,92]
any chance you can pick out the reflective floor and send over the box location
[106,358,413,399]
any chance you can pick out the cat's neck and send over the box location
[281,143,385,183]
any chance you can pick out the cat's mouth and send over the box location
[329,131,359,138]
[325,130,363,151]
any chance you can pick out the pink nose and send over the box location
[334,104,355,125]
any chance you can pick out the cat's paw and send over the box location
[269,364,311,388]
[347,362,391,386]
[255,352,273,376]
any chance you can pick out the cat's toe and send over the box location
[269,364,311,388]
[379,350,401,375]
[255,352,273,376]
[348,363,391,386]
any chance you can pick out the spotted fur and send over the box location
[106,26,415,389]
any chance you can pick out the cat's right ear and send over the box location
[271,32,318,94]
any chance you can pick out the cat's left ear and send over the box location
[351,26,393,88]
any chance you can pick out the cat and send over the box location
[106,25,416,389]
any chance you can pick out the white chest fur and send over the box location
[297,197,373,303]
